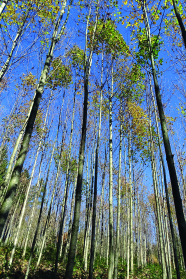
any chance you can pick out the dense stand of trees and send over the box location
[0,0,186,278]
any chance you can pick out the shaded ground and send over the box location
[0,245,186,279]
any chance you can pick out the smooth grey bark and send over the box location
[0,0,71,236]
[141,0,186,268]
[128,122,133,274]
[137,186,140,267]
[54,90,76,275]
[84,141,96,271]
[108,59,114,279]
[147,94,167,279]
[24,111,66,279]
[4,94,36,196]
[127,176,130,279]
[0,0,9,17]
[114,114,122,279]
[100,146,106,258]
[0,8,30,82]
[83,153,90,269]
[9,92,52,267]
[89,47,103,279]
[65,2,98,277]
[150,77,181,279]
[0,190,21,243]
[22,170,44,258]
[61,173,77,264]
[34,103,67,269]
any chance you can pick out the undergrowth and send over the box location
[0,244,186,278]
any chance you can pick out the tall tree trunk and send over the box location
[114,110,122,279]
[61,174,77,264]
[128,122,133,274]
[65,2,99,277]
[100,146,106,258]
[89,48,103,279]
[84,142,96,271]
[0,8,30,82]
[141,0,186,268]
[147,90,167,278]
[83,152,91,270]
[24,102,67,278]
[55,89,77,275]
[150,76,181,279]
[108,59,114,279]
[8,91,52,267]
[0,0,71,235]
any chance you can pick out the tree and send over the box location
[141,0,186,268]
[0,0,72,236]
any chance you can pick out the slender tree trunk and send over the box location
[89,49,103,279]
[0,0,9,17]
[172,0,186,48]
[108,59,114,279]
[84,143,95,271]
[24,103,67,278]
[106,220,109,266]
[83,153,90,269]
[55,89,77,275]
[150,76,181,279]
[114,111,122,279]
[142,0,186,267]
[61,174,77,264]
[147,95,167,279]
[128,123,133,274]
[137,187,140,268]
[3,194,21,244]
[8,92,52,267]
[0,0,71,235]
[22,174,44,258]
[100,146,106,258]
[65,2,98,277]
[0,8,30,82]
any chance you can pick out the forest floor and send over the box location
[0,245,186,279]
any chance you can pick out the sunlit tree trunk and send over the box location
[142,0,186,267]
[108,59,114,279]
[100,146,106,258]
[65,1,99,276]
[89,48,103,279]
[128,122,133,274]
[25,104,68,278]
[150,77,180,279]
[147,96,167,279]
[0,0,71,236]
[83,153,91,270]
[2,193,21,243]
[114,112,122,279]
[0,8,30,82]
[0,0,9,17]
[84,144,95,272]
[137,187,140,267]
[61,173,77,264]
[55,89,77,275]
[8,91,52,267]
